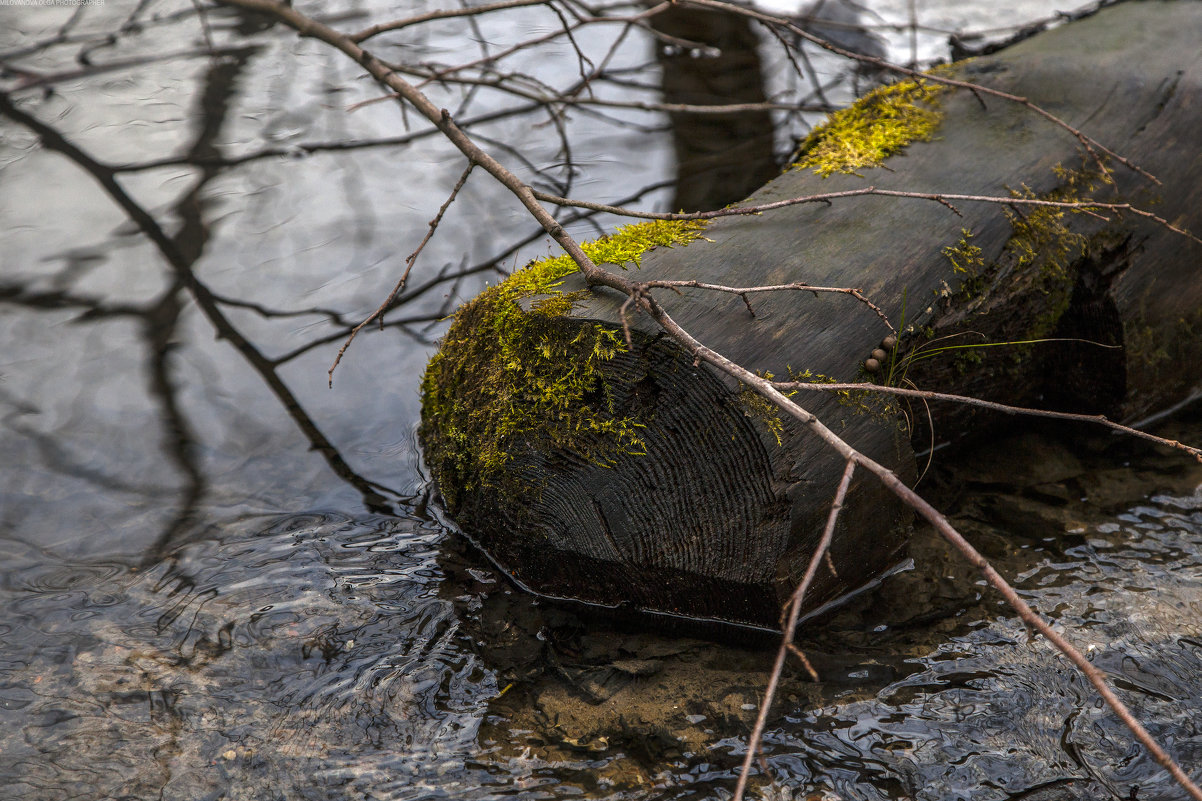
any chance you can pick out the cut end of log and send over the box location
[419,219,709,512]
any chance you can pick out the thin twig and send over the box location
[353,81,828,116]
[734,459,855,801]
[533,187,1201,245]
[774,380,1202,463]
[405,7,672,89]
[760,19,830,111]
[328,161,475,386]
[565,13,639,102]
[547,2,595,86]
[785,643,819,681]
[635,278,894,331]
[350,0,550,43]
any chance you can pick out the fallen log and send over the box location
[420,1,1202,631]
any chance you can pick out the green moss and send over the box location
[1002,185,1088,284]
[941,227,988,301]
[792,79,948,177]
[1125,322,1171,375]
[942,228,985,275]
[998,167,1107,348]
[895,162,1106,387]
[1126,305,1202,389]
[419,219,708,509]
[738,371,793,447]
[739,366,894,438]
[953,347,985,375]
[514,218,709,285]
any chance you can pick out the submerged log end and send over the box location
[419,224,915,631]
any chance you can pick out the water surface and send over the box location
[3,1,1199,799]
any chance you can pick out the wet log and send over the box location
[420,1,1202,631]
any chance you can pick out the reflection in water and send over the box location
[652,6,780,212]
[1,48,414,558]
[651,1,887,212]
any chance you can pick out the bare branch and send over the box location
[734,459,855,801]
[399,5,684,92]
[775,380,1202,463]
[360,77,828,116]
[548,1,595,86]
[533,186,1201,244]
[350,0,550,43]
[635,278,894,331]
[328,161,475,386]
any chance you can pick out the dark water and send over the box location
[767,489,1202,801]
[3,1,1200,799]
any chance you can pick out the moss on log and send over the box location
[421,1,1202,631]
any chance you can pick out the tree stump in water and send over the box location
[420,1,1202,631]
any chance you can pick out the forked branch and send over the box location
[328,161,476,385]
[733,459,855,801]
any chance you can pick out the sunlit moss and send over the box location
[419,219,708,510]
[793,79,948,177]
[942,228,985,275]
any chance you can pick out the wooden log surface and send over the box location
[421,1,1202,631]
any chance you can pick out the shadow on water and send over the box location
[2,1,1201,799]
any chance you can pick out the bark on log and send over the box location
[420,1,1202,631]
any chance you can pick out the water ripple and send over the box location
[0,512,497,801]
[759,489,1202,801]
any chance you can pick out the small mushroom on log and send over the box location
[420,1,1202,631]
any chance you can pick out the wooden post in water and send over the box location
[421,1,1202,631]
